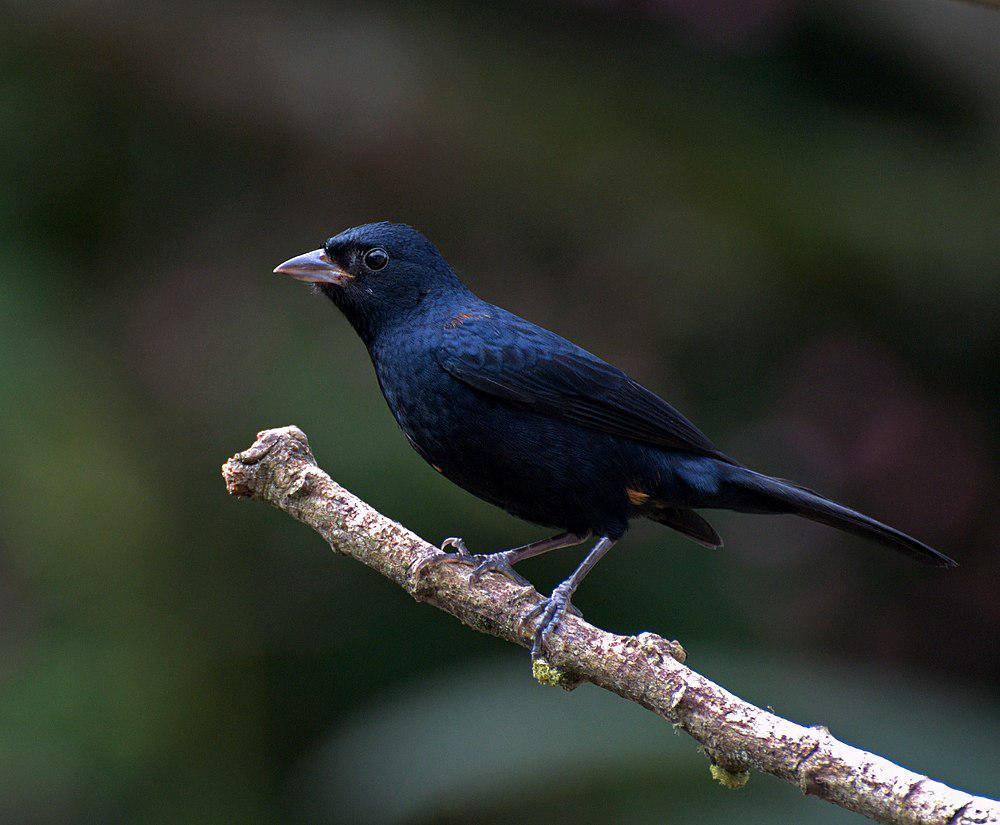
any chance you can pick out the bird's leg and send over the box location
[522,536,616,658]
[409,532,588,588]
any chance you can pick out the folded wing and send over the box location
[435,312,734,464]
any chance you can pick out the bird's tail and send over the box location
[715,465,957,568]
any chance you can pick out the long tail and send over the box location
[715,465,957,568]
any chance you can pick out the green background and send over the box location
[1,1,997,822]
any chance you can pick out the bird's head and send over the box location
[274,222,463,342]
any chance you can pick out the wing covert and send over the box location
[435,313,733,463]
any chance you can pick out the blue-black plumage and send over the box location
[275,222,956,656]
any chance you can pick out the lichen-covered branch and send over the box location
[222,426,999,825]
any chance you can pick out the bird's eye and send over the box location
[363,247,389,271]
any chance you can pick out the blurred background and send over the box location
[1,0,998,822]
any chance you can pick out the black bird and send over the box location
[275,222,955,656]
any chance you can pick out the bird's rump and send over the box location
[434,312,734,463]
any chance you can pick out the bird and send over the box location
[274,221,956,657]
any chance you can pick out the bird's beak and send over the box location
[273,249,353,286]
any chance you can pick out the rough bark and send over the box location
[222,426,999,825]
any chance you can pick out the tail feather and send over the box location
[721,466,957,568]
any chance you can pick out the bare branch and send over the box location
[222,426,999,825]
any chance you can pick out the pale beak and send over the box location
[273,249,353,285]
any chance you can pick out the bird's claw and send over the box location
[408,539,532,588]
[440,536,471,556]
[408,537,470,582]
[522,583,581,658]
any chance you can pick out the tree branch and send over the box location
[222,426,998,825]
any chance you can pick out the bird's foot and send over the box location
[408,538,531,588]
[522,582,580,658]
[466,550,532,587]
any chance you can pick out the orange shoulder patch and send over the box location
[445,312,488,329]
[626,487,650,506]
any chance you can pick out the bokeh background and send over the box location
[2,0,998,822]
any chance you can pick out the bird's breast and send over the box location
[371,338,456,456]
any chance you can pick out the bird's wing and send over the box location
[435,312,734,463]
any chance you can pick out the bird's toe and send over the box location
[408,539,472,583]
[525,583,579,658]
[440,536,471,556]
[468,551,532,587]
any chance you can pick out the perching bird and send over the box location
[275,222,956,656]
